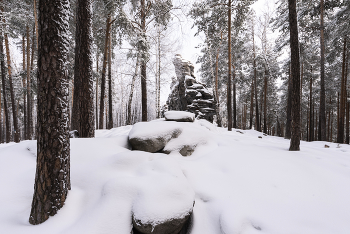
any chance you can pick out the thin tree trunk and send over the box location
[263,64,268,134]
[99,16,111,129]
[250,79,253,129]
[140,0,148,122]
[0,34,10,143]
[33,0,39,49]
[27,25,32,140]
[4,33,20,142]
[157,29,161,119]
[22,35,27,140]
[232,63,236,128]
[29,0,70,224]
[285,65,292,139]
[107,35,113,129]
[227,0,232,131]
[300,63,303,139]
[309,66,313,141]
[337,38,347,143]
[214,31,223,127]
[127,55,139,125]
[288,0,301,151]
[96,52,99,129]
[252,21,259,132]
[319,0,326,141]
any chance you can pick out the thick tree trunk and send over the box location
[227,0,232,131]
[27,25,33,140]
[29,0,70,225]
[337,38,347,143]
[319,0,326,141]
[288,0,301,151]
[107,35,113,129]
[99,16,111,129]
[72,0,95,137]
[4,33,20,142]
[0,35,10,143]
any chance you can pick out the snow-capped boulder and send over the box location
[164,111,195,122]
[128,120,217,156]
[132,156,195,234]
[128,121,182,153]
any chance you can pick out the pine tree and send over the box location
[29,0,71,224]
[72,0,95,137]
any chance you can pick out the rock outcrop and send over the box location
[167,54,216,123]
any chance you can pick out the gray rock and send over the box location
[132,210,192,234]
[129,130,181,153]
[166,54,216,123]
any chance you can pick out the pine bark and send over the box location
[96,53,99,129]
[72,0,95,137]
[319,0,326,141]
[252,23,259,132]
[99,16,111,129]
[249,79,253,129]
[263,65,268,134]
[288,0,301,151]
[29,0,71,224]
[227,0,232,131]
[214,32,222,127]
[0,34,10,143]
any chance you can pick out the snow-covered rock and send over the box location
[164,111,195,122]
[128,121,182,153]
[128,120,217,156]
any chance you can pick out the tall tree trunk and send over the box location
[33,0,39,49]
[27,25,32,140]
[227,0,232,131]
[263,64,268,134]
[337,38,347,143]
[127,55,139,125]
[285,65,292,139]
[107,35,113,129]
[309,67,314,141]
[214,31,223,127]
[4,33,20,142]
[99,16,111,129]
[249,79,253,129]
[300,63,303,139]
[288,0,301,151]
[0,34,10,143]
[96,52,99,129]
[157,29,161,119]
[252,21,259,131]
[72,0,95,137]
[29,0,70,224]
[319,0,326,141]
[232,63,236,128]
[22,35,27,140]
[140,0,148,122]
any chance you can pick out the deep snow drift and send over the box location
[1,119,350,234]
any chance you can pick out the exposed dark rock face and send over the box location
[167,54,216,123]
[132,212,192,234]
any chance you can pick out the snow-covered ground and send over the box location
[1,120,350,234]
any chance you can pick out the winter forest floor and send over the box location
[0,120,350,234]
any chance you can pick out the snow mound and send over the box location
[128,120,217,156]
[164,110,195,122]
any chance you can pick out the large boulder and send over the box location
[167,54,216,123]
[128,122,182,153]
